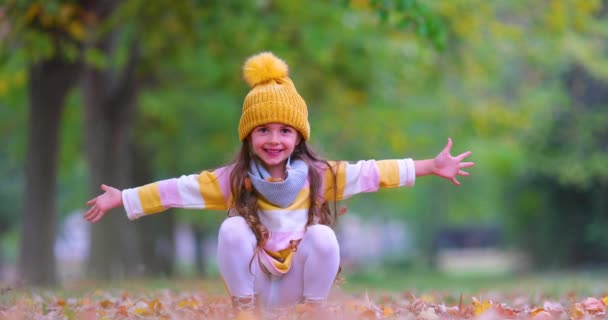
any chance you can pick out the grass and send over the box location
[2,267,608,306]
[340,266,608,300]
[2,268,608,320]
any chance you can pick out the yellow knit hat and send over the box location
[238,52,310,141]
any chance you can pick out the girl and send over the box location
[84,52,474,316]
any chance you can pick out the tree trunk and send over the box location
[192,225,208,276]
[19,58,81,286]
[83,31,142,279]
[131,142,176,277]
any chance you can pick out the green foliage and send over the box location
[367,0,448,49]
[0,53,27,234]
[1,0,607,270]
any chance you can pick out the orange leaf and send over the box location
[495,304,518,318]
[571,303,585,320]
[359,309,377,319]
[149,299,162,312]
[99,300,112,308]
[116,306,128,317]
[530,307,546,316]
[382,306,394,317]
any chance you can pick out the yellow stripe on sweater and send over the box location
[197,171,228,210]
[324,161,346,201]
[376,160,401,188]
[138,183,163,214]
[258,187,310,210]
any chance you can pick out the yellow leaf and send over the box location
[133,307,150,315]
[603,296,608,306]
[68,21,85,40]
[472,297,492,315]
[178,299,198,309]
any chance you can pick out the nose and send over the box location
[268,130,280,143]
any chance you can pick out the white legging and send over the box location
[217,216,340,308]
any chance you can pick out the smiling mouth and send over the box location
[265,149,283,154]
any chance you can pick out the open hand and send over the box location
[433,138,475,185]
[83,184,122,223]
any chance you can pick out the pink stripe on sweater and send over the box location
[359,160,380,192]
[158,179,182,207]
[214,166,233,205]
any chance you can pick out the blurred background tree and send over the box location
[0,0,606,286]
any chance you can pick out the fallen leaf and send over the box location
[582,297,605,313]
[530,310,553,320]
[382,305,394,317]
[472,297,492,315]
[417,307,438,320]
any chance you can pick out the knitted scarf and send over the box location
[248,158,308,208]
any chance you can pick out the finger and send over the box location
[83,207,97,220]
[459,161,475,168]
[86,197,97,206]
[92,211,105,223]
[101,184,108,191]
[458,170,469,176]
[83,205,95,217]
[441,138,453,154]
[86,208,100,221]
[456,151,472,161]
[451,177,461,186]
[85,208,97,221]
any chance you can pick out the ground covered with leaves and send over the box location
[2,284,608,320]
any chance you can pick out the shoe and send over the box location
[295,298,326,319]
[231,295,261,320]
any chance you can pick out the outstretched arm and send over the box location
[414,138,475,185]
[83,184,123,223]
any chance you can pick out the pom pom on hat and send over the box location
[243,52,289,87]
[238,51,310,141]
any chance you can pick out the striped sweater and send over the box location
[122,159,415,275]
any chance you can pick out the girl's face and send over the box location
[249,122,301,178]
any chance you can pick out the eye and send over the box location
[256,126,268,133]
[281,127,294,134]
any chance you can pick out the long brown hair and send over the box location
[228,139,340,250]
